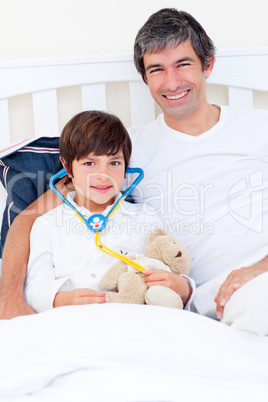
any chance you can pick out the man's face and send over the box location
[143,40,214,128]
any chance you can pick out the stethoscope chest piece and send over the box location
[87,214,107,232]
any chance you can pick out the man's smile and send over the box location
[164,90,190,100]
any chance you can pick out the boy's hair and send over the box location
[59,110,132,176]
[134,8,216,83]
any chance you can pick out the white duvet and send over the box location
[0,303,267,402]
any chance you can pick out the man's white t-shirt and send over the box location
[128,106,268,316]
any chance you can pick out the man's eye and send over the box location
[178,63,191,68]
[149,68,162,74]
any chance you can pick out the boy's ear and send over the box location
[59,156,65,166]
[60,157,70,175]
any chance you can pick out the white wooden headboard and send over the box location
[0,47,268,148]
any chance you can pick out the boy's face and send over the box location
[71,150,125,213]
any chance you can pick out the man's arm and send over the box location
[214,255,268,319]
[0,179,67,319]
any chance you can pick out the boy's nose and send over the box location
[96,168,110,180]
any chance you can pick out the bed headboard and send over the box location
[0,47,268,148]
[0,47,268,256]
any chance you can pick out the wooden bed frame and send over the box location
[0,47,268,148]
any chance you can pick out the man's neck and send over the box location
[164,104,221,136]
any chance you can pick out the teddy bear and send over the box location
[100,228,191,309]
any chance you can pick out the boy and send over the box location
[24,111,160,311]
[24,111,192,312]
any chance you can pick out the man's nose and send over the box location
[165,70,182,92]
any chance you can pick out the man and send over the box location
[1,9,268,334]
[128,8,268,334]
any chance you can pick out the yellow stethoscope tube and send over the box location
[73,196,146,273]
[94,196,146,272]
[95,231,145,273]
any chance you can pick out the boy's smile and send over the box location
[70,151,125,213]
[90,184,113,193]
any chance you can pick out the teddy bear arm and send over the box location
[108,272,147,304]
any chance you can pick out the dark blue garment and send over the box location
[0,137,61,258]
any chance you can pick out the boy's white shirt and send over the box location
[26,191,196,312]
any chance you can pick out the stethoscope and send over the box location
[49,167,146,273]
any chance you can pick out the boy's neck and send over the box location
[74,194,115,214]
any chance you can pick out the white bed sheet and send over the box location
[0,303,267,402]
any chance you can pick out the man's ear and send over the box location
[143,73,148,85]
[204,56,215,78]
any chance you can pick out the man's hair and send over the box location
[59,110,132,176]
[134,8,216,82]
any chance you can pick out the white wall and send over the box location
[1,0,268,142]
[1,0,268,58]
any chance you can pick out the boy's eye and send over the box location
[85,161,94,166]
[110,161,120,166]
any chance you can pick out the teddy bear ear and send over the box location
[146,228,167,244]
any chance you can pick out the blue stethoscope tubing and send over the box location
[49,167,144,232]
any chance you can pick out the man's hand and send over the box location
[143,269,192,305]
[0,294,35,319]
[215,256,268,319]
[53,289,110,307]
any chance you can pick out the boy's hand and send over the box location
[53,289,110,307]
[143,269,191,305]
